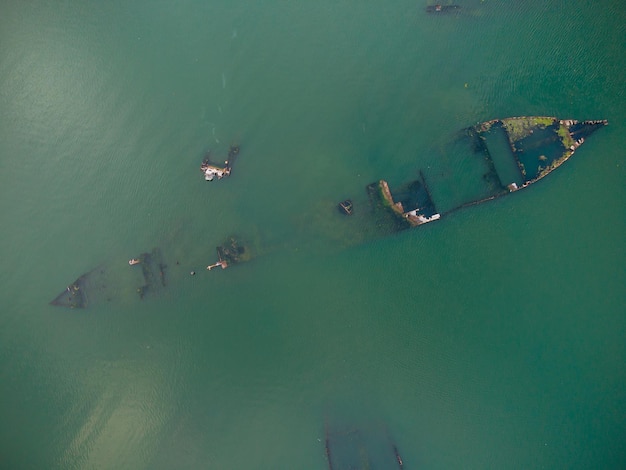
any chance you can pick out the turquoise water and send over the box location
[1,1,625,468]
[483,124,524,188]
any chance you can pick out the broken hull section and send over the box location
[50,237,255,310]
[344,117,607,236]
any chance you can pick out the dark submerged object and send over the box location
[207,236,252,271]
[338,199,353,215]
[426,4,461,13]
[50,265,116,309]
[366,170,440,231]
[50,272,91,308]
[50,248,167,308]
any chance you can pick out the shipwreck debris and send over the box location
[51,247,168,308]
[50,264,115,309]
[207,236,251,272]
[200,144,240,181]
[338,200,353,215]
[361,169,441,236]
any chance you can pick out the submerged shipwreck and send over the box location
[51,116,607,309]
[339,117,607,234]
[50,238,252,309]
[50,248,167,308]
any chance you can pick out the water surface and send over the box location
[1,1,624,468]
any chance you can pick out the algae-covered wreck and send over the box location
[342,117,607,234]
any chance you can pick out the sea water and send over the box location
[1,1,624,468]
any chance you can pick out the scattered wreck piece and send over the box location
[369,171,440,229]
[342,117,607,236]
[426,4,460,13]
[207,236,251,272]
[200,144,240,181]
[338,200,353,215]
[325,423,404,470]
[200,159,230,181]
[132,248,167,299]
[206,260,228,271]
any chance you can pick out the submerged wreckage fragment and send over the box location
[340,117,607,235]
[51,117,607,307]
[474,117,607,189]
[50,248,167,309]
[200,144,240,181]
[368,171,441,229]
[207,236,251,271]
[337,199,353,215]
[130,248,167,299]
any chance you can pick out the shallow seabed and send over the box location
[1,1,625,468]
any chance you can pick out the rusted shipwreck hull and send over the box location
[345,117,607,234]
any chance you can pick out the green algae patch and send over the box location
[557,122,576,149]
[501,117,556,142]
